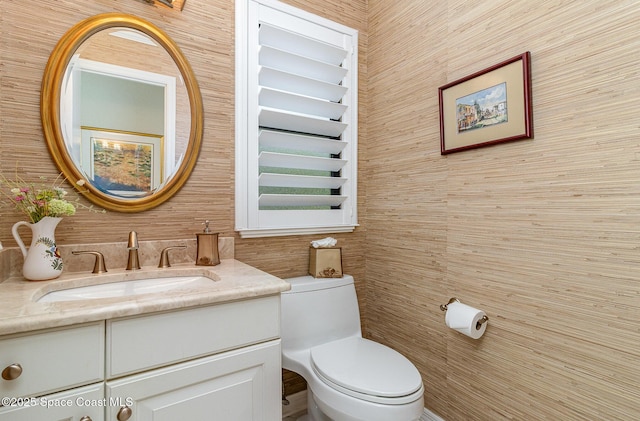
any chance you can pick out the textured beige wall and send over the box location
[1,0,639,420]
[366,1,640,420]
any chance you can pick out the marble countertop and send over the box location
[0,259,290,336]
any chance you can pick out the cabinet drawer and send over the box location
[0,382,104,421]
[0,322,104,399]
[107,295,280,378]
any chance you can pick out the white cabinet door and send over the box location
[105,340,281,421]
[0,382,104,421]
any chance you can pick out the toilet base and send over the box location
[311,379,423,421]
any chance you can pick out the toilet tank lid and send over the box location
[283,275,354,294]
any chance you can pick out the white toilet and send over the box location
[281,275,424,421]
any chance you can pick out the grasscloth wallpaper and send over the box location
[1,1,638,420]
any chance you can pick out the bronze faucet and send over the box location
[126,231,141,270]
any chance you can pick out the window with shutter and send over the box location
[235,0,358,238]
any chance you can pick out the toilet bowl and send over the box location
[281,275,424,421]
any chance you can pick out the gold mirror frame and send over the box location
[41,13,203,213]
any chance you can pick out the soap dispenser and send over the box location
[196,220,220,266]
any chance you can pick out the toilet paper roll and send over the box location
[445,301,487,339]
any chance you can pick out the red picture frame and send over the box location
[439,52,533,155]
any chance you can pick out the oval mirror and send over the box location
[41,13,203,212]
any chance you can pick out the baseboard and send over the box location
[421,407,445,421]
[283,390,307,418]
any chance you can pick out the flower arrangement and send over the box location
[0,172,104,224]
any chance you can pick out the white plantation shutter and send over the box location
[236,0,358,238]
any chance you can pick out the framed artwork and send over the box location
[81,128,163,197]
[439,52,533,154]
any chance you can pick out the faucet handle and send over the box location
[158,245,187,268]
[72,251,108,274]
[127,231,139,249]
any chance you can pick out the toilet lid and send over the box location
[310,337,423,400]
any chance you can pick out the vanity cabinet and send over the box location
[0,295,282,421]
[105,295,282,420]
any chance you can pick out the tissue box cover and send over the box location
[309,247,343,278]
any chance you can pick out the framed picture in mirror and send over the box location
[81,128,163,197]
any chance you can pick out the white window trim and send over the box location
[235,0,358,238]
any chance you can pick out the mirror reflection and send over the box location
[42,13,203,212]
[61,27,190,198]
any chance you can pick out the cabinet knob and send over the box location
[117,405,132,421]
[79,417,93,421]
[1,363,22,380]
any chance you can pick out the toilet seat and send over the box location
[310,337,424,405]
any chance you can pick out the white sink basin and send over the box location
[37,276,215,303]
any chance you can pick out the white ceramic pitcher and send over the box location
[12,216,63,281]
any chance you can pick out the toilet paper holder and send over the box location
[440,297,489,330]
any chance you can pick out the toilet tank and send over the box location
[281,275,362,352]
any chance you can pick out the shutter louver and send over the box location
[257,23,349,210]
